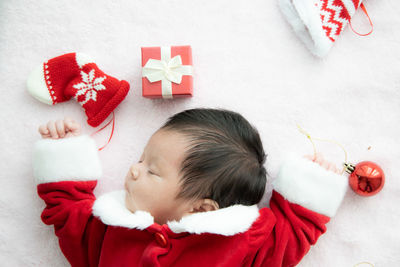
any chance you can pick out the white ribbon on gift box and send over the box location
[142,47,193,99]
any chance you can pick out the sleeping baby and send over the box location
[33,108,347,267]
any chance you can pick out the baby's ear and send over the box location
[193,199,219,213]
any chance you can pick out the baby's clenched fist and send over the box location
[38,117,81,139]
[304,153,342,174]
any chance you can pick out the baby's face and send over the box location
[124,129,195,225]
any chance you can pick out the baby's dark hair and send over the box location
[160,108,267,208]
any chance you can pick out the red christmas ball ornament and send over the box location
[344,161,385,197]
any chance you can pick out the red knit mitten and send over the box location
[27,52,130,127]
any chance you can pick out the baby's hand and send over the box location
[304,153,341,174]
[38,117,81,139]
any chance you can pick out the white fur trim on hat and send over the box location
[272,154,348,217]
[279,0,333,57]
[92,190,261,236]
[26,64,53,105]
[32,135,102,185]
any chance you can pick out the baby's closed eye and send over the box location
[148,170,158,176]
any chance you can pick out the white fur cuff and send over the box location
[32,135,102,185]
[279,0,333,57]
[272,155,348,217]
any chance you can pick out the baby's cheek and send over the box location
[153,194,175,210]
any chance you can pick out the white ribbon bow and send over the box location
[142,55,192,84]
[142,47,193,98]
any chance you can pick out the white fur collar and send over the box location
[92,190,260,236]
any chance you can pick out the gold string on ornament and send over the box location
[296,124,348,175]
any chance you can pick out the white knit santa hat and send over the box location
[279,0,363,57]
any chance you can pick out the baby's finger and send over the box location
[314,155,325,166]
[65,131,75,137]
[320,160,328,169]
[55,120,66,137]
[326,163,336,172]
[314,152,324,161]
[64,117,75,125]
[38,125,49,134]
[47,121,58,139]
[38,125,50,137]
[65,119,81,135]
[66,121,80,134]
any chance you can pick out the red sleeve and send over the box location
[33,135,105,267]
[251,155,348,267]
[37,180,106,267]
[269,191,330,266]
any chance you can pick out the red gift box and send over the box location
[141,46,193,99]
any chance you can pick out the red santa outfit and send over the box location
[32,135,348,267]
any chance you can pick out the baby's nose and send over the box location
[130,166,139,180]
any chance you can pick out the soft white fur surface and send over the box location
[33,135,102,184]
[273,154,348,217]
[281,0,334,57]
[93,190,260,236]
[0,0,399,266]
[168,203,259,236]
[92,190,154,230]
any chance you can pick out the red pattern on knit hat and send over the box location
[319,0,362,42]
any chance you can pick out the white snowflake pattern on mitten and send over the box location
[73,69,107,105]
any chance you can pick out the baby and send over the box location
[33,108,347,267]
